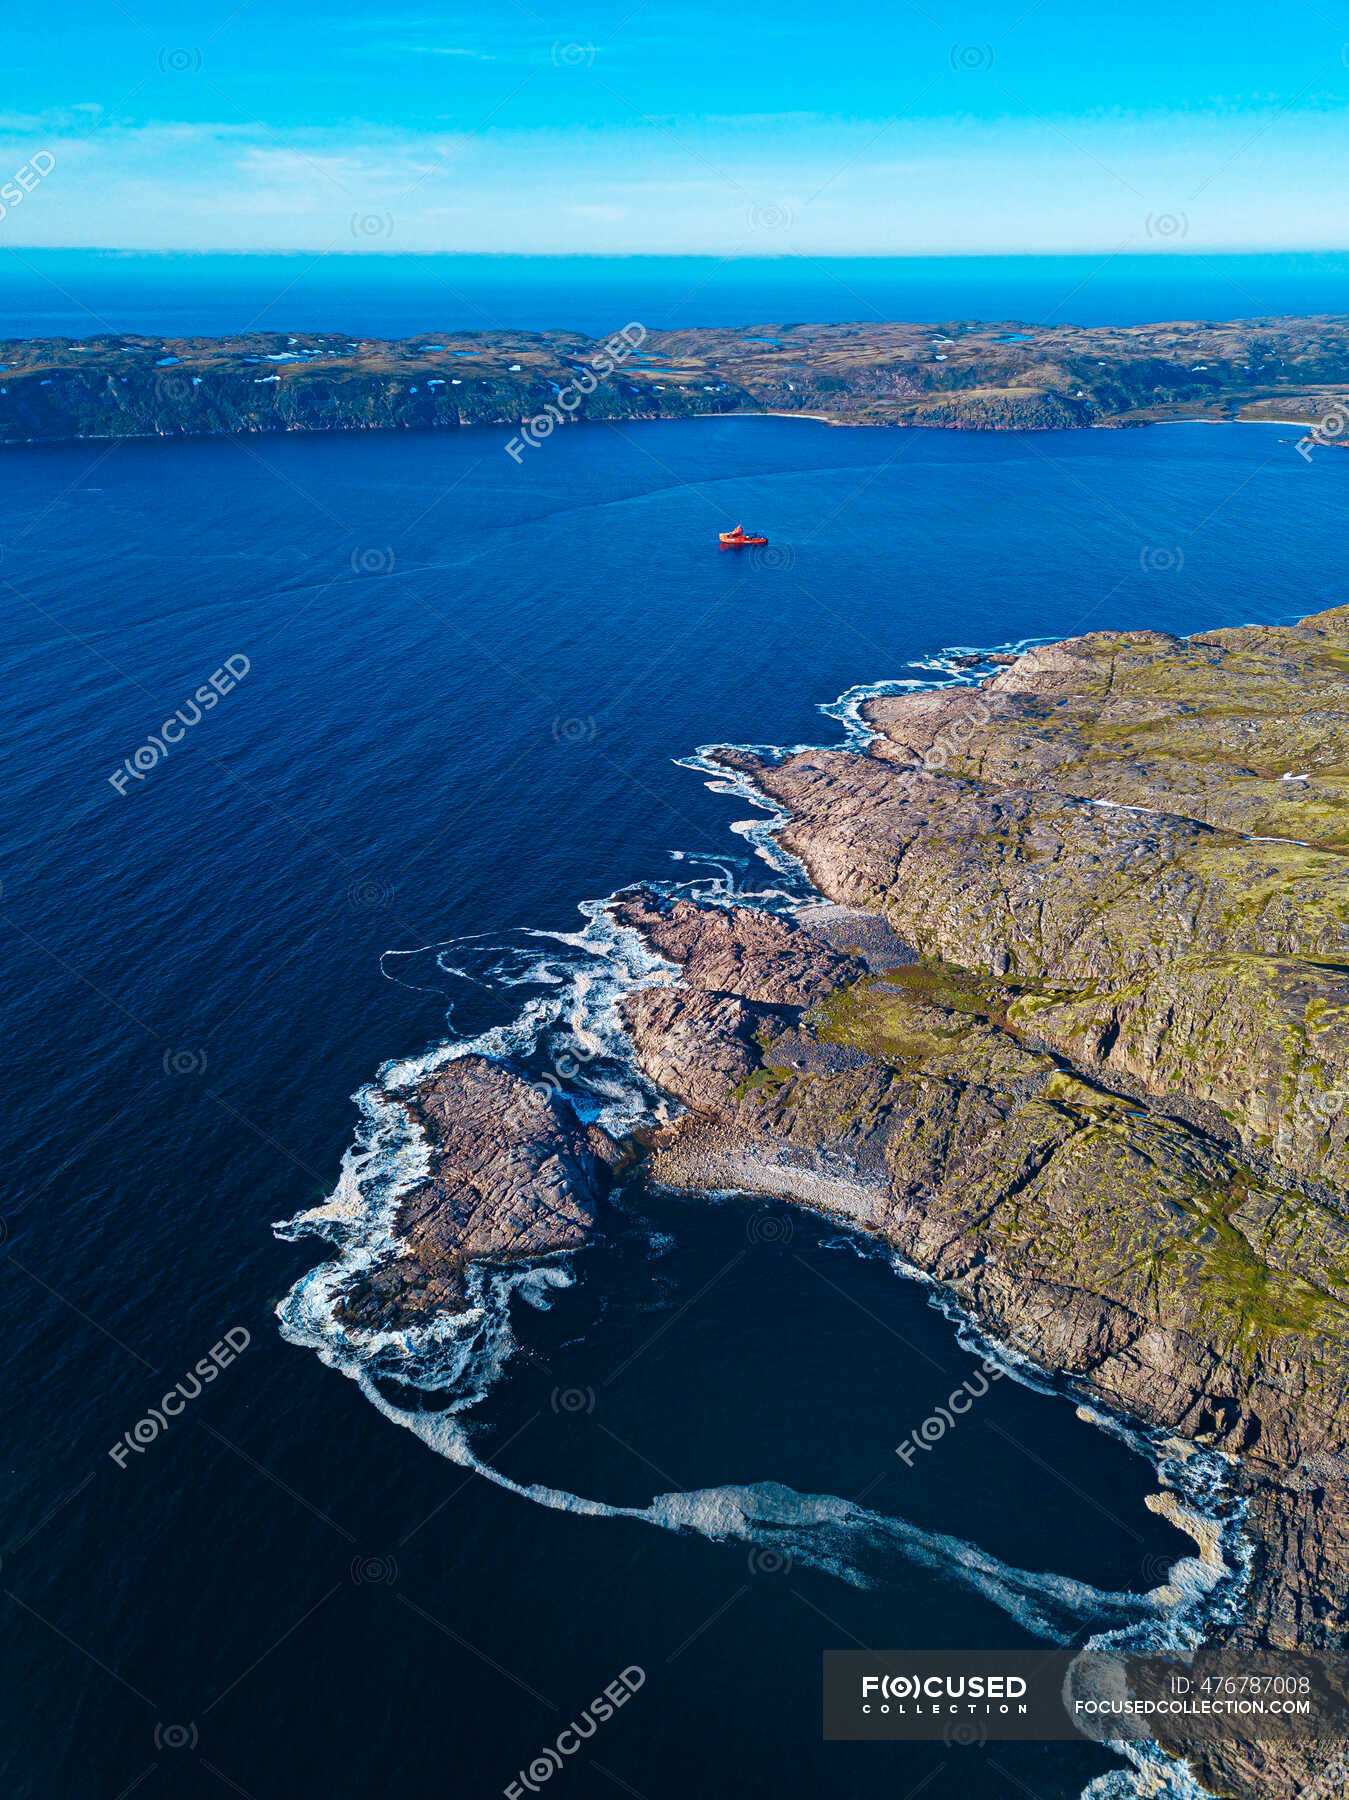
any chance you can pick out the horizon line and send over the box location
[7,245,1349,261]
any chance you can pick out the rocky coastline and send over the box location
[332,603,1349,1799]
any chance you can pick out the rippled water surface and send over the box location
[3,416,1344,1799]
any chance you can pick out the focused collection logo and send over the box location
[860,1671,1029,1711]
[824,1653,1048,1741]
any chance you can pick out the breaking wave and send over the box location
[676,640,1045,877]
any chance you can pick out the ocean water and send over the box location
[2,412,1344,1800]
[4,248,1349,338]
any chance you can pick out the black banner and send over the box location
[822,1648,1349,1744]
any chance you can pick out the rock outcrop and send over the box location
[337,1056,620,1328]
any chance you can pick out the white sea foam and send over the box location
[274,845,825,1378]
[674,743,817,886]
[893,1258,1251,1603]
[273,1076,579,1392]
[275,892,684,1386]
[319,1347,1168,1646]
[816,677,939,753]
[677,639,1046,881]
[818,641,1053,753]
[374,893,680,1134]
[282,1167,1244,1798]
[907,1269,1250,1800]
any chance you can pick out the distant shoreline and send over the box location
[2,410,1332,452]
[8,248,1349,345]
[1,315,1343,446]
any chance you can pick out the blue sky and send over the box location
[5,0,1349,251]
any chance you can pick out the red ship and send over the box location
[718,523,768,547]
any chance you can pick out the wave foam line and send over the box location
[344,1357,1160,1645]
[680,639,1050,879]
[887,1256,1248,1800]
[274,894,678,1381]
[274,860,808,1380]
[281,1207,1208,1661]
[818,640,1053,754]
[374,894,678,1133]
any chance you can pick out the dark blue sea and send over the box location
[3,412,1343,1800]
[4,248,1349,338]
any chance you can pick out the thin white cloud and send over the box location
[406,45,497,58]
[3,105,1348,254]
